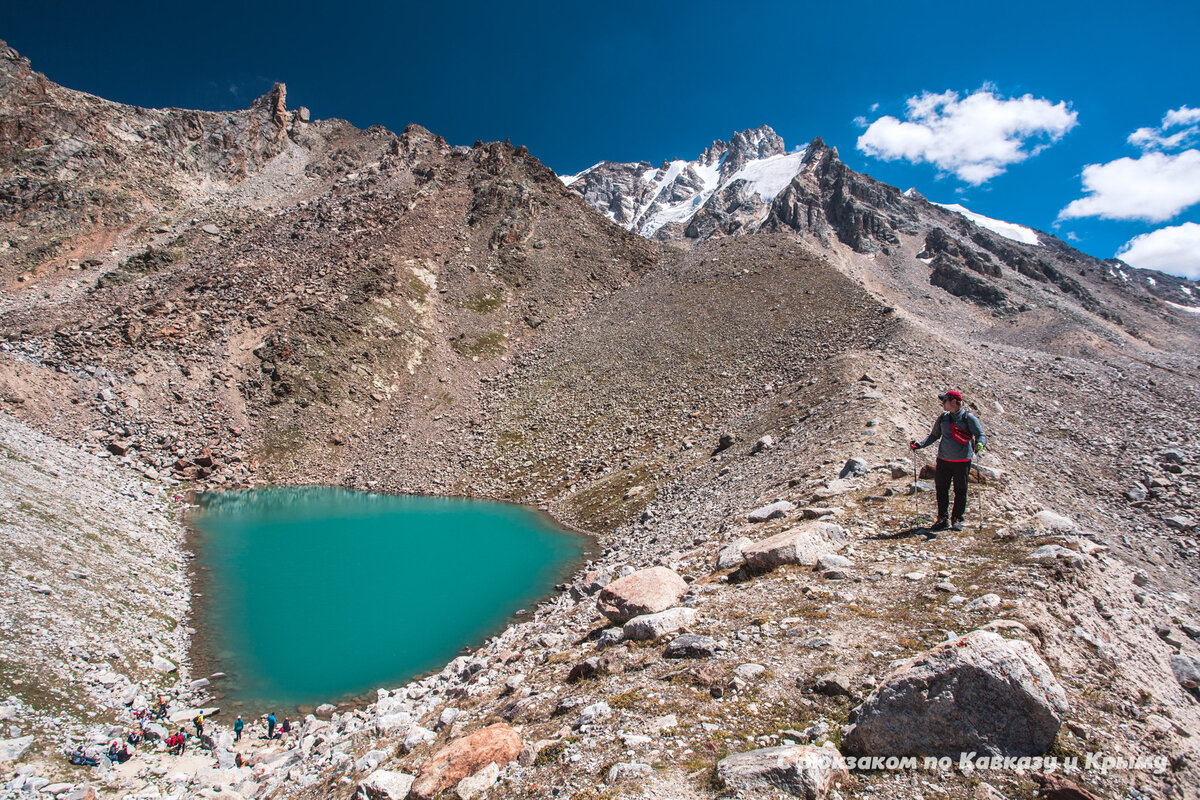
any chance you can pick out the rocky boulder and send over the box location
[1170,654,1200,689]
[622,607,697,641]
[360,769,415,800]
[748,500,795,522]
[842,630,1068,758]
[716,744,848,799]
[717,536,754,569]
[597,567,688,623]
[410,723,521,800]
[0,735,33,762]
[742,522,847,572]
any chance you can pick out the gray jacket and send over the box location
[916,409,986,462]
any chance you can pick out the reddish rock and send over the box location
[596,566,688,624]
[410,723,522,800]
[1036,774,1104,800]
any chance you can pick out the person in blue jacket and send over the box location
[911,389,986,531]
[266,712,277,739]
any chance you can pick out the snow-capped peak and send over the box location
[560,126,808,237]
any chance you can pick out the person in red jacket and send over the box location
[911,389,986,531]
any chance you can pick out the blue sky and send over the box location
[5,0,1199,277]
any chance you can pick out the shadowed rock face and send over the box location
[842,630,1069,759]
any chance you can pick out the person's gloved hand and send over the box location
[974,442,984,454]
[910,441,919,450]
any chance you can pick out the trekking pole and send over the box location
[976,452,984,532]
[912,445,919,519]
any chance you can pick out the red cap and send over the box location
[938,389,963,402]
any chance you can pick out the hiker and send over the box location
[910,388,986,531]
[167,730,187,756]
[266,712,277,739]
[234,715,244,743]
[194,712,204,738]
[68,746,99,767]
[107,740,131,764]
[280,718,291,738]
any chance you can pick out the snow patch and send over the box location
[558,162,602,187]
[728,151,807,203]
[1166,301,1200,313]
[640,158,724,237]
[1183,286,1193,296]
[933,202,1041,246]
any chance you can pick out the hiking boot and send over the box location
[929,518,950,532]
[951,519,964,531]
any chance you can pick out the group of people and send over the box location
[65,708,295,770]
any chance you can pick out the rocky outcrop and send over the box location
[716,744,848,799]
[596,566,688,623]
[742,522,847,572]
[410,723,522,800]
[842,630,1068,758]
[766,138,916,254]
[930,259,1009,308]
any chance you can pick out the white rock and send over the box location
[403,726,436,753]
[622,607,697,641]
[360,769,415,800]
[454,762,500,800]
[965,594,1002,613]
[734,663,767,680]
[717,744,848,799]
[376,712,413,736]
[748,500,795,523]
[606,762,652,783]
[576,701,611,728]
[717,537,753,570]
[151,656,177,674]
[742,522,848,572]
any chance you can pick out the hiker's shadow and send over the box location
[867,525,937,541]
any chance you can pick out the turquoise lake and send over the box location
[187,487,590,714]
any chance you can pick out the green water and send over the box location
[187,487,589,714]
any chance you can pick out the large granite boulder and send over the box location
[842,630,1068,758]
[597,567,688,623]
[742,522,847,572]
[717,744,848,799]
[410,723,521,800]
[622,607,696,641]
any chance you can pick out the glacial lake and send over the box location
[187,487,589,715]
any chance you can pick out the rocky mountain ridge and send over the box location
[564,126,1199,316]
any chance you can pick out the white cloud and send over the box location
[855,88,1077,185]
[1058,149,1200,222]
[1116,222,1200,280]
[1128,105,1200,150]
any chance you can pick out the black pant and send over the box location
[935,458,971,522]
